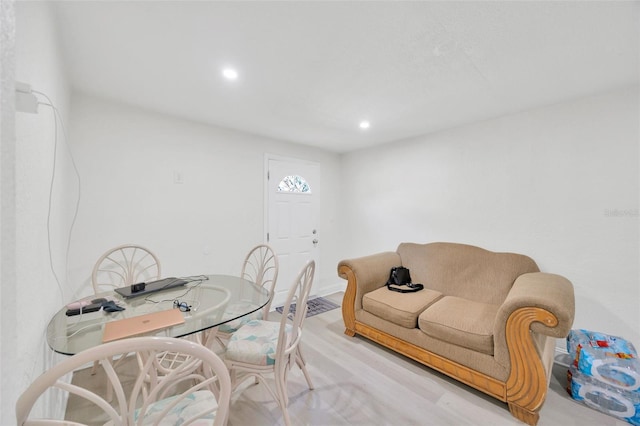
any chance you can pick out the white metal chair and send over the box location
[90,244,161,395]
[225,260,315,426]
[91,244,161,294]
[240,244,279,319]
[210,244,279,346]
[16,336,231,426]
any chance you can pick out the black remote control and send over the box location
[65,302,102,316]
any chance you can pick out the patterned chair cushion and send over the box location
[218,301,263,333]
[226,319,292,366]
[133,390,217,425]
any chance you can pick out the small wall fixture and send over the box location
[16,81,38,114]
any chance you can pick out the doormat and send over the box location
[276,296,340,319]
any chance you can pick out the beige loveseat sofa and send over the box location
[338,242,575,425]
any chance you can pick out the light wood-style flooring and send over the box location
[67,292,626,425]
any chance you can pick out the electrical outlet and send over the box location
[16,81,38,113]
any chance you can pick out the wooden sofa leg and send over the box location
[508,402,539,426]
[339,265,358,337]
[342,300,356,337]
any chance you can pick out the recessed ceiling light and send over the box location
[359,121,370,130]
[222,68,238,80]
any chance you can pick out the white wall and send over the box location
[342,87,640,348]
[66,93,344,302]
[9,1,72,422]
[0,0,17,423]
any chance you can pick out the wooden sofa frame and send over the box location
[339,264,562,426]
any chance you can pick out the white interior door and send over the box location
[266,156,320,306]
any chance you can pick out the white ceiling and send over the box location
[52,1,639,153]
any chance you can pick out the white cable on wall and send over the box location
[31,89,82,303]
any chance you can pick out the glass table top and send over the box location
[47,275,270,355]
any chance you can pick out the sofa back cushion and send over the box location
[397,242,539,305]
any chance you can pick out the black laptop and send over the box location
[114,277,188,299]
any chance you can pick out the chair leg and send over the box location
[105,356,117,401]
[215,336,228,351]
[274,367,292,426]
[296,346,314,390]
[199,328,229,355]
[92,359,115,401]
[228,366,236,389]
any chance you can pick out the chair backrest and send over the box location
[92,244,161,294]
[241,244,279,319]
[16,336,231,426]
[276,260,315,365]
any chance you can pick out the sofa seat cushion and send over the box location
[418,296,499,355]
[362,286,443,329]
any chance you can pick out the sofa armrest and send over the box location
[338,252,401,336]
[496,272,575,347]
[493,272,575,417]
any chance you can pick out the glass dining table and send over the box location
[46,275,270,355]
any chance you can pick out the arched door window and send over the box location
[277,175,312,193]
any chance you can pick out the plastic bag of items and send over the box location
[566,329,640,425]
